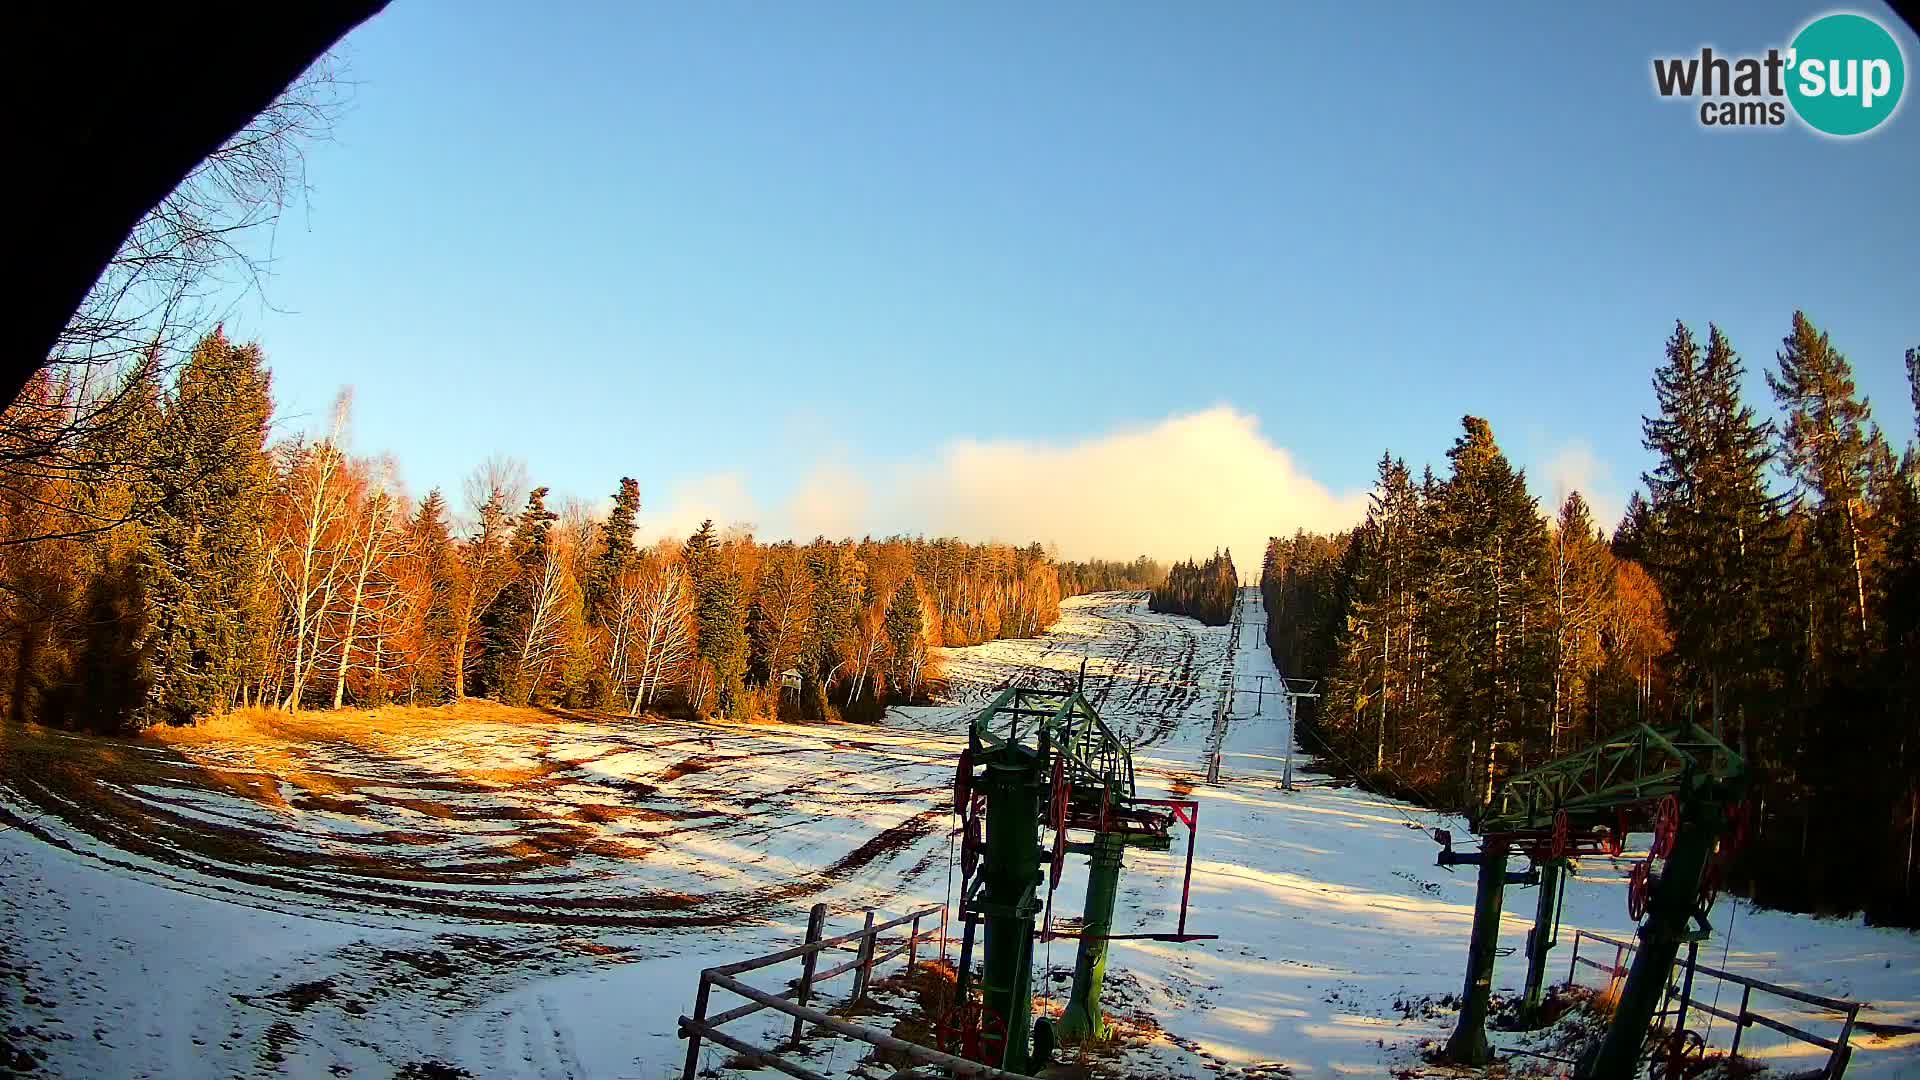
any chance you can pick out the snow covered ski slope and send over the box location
[1,590,1914,1079]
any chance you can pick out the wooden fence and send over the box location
[1565,928,1862,1077]
[678,901,1044,1080]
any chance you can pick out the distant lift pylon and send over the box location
[948,686,1214,1074]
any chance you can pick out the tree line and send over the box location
[0,332,1064,732]
[1262,313,1918,926]
[1150,551,1238,625]
[1058,556,1167,598]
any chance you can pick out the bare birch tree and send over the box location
[331,458,401,708]
[505,530,579,706]
[270,397,353,710]
[626,558,695,713]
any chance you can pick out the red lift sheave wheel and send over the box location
[1627,859,1653,921]
[937,1001,1008,1065]
[961,803,985,879]
[1551,809,1570,860]
[1651,795,1681,859]
[953,747,974,814]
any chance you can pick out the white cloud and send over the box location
[1538,441,1624,531]
[639,470,755,547]
[785,461,870,540]
[882,407,1366,570]
[645,407,1367,573]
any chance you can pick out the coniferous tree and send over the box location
[408,489,459,702]
[884,574,928,700]
[137,331,274,725]
[484,486,557,701]
[683,520,747,717]
[1424,416,1549,803]
[800,540,858,719]
[1638,322,1790,745]
[1908,347,1919,427]
[1150,550,1238,625]
[451,474,517,699]
[587,477,640,622]
[1767,312,1889,661]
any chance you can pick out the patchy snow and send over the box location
[0,590,1914,1079]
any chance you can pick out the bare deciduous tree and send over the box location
[4,60,349,549]
[270,397,353,710]
[626,557,695,714]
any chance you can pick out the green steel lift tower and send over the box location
[1432,722,1747,1080]
[946,687,1208,1073]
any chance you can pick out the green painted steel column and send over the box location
[1441,837,1510,1066]
[979,747,1043,1074]
[1579,800,1722,1080]
[1059,830,1127,1041]
[1520,859,1564,1025]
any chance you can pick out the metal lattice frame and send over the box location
[970,687,1136,806]
[1481,722,1744,834]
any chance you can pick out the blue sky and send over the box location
[228,2,1920,563]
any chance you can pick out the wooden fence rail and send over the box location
[679,901,1044,1080]
[1565,928,1862,1077]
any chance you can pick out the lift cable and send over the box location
[1702,895,1741,1043]
[1281,720,1446,840]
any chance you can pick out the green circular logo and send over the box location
[1787,13,1905,136]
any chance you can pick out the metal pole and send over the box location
[1283,691,1296,792]
[1673,938,1699,1036]
[908,912,921,972]
[1059,831,1126,1042]
[1521,858,1563,1025]
[792,903,828,1045]
[979,747,1043,1073]
[1580,798,1724,1080]
[1177,803,1198,937]
[956,911,978,1005]
[1729,984,1752,1057]
[682,977,713,1080]
[1441,837,1510,1066]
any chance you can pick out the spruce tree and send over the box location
[137,331,274,725]
[483,487,557,700]
[1639,322,1790,743]
[884,575,927,700]
[800,541,856,718]
[587,477,640,622]
[1908,346,1919,427]
[684,520,747,716]
[1425,416,1549,803]
[409,489,459,701]
[1767,312,1888,658]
